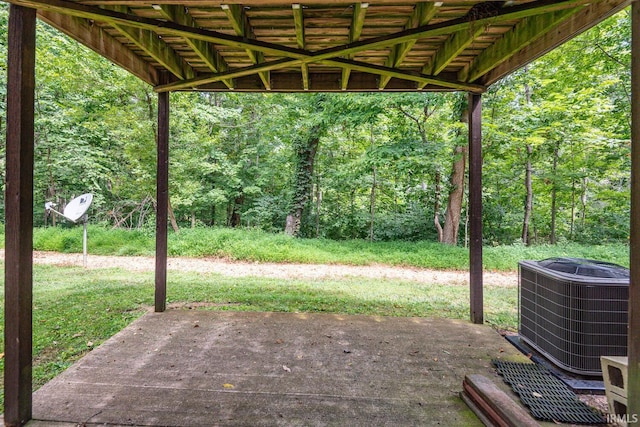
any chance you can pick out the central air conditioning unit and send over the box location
[519,258,629,376]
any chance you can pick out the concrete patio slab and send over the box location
[25,310,528,426]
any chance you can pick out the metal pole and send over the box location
[4,4,36,425]
[83,216,88,268]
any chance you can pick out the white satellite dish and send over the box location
[63,193,93,223]
[45,193,94,267]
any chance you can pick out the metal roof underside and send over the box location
[3,0,632,92]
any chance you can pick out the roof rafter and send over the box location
[37,10,159,85]
[106,5,195,80]
[417,25,485,89]
[292,4,309,90]
[10,0,591,62]
[9,0,595,91]
[460,7,582,83]
[378,1,439,90]
[221,3,271,90]
[342,2,368,90]
[157,5,234,89]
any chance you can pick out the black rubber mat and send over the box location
[493,360,606,424]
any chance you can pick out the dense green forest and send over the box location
[0,5,632,245]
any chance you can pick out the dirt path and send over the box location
[1,249,518,287]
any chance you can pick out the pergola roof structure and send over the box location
[3,0,640,425]
[4,0,631,92]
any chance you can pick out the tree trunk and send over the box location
[168,198,179,233]
[370,164,377,242]
[522,68,533,245]
[315,182,322,238]
[285,128,321,237]
[570,179,576,240]
[442,145,467,245]
[230,194,244,227]
[433,172,444,242]
[550,142,559,244]
[580,177,587,228]
[522,144,533,244]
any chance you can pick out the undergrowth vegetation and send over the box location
[20,226,631,271]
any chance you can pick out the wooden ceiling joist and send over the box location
[341,2,368,90]
[417,25,485,89]
[156,4,234,89]
[4,0,628,93]
[292,4,309,90]
[221,3,271,90]
[107,5,196,80]
[460,7,583,83]
[378,1,438,90]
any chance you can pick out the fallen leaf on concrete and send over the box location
[276,339,284,344]
[223,383,234,389]
[283,365,291,372]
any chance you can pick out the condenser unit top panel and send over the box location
[520,258,629,285]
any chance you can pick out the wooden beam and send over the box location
[629,1,640,420]
[157,5,233,89]
[8,0,591,68]
[38,11,158,85]
[5,4,36,425]
[342,2,368,90]
[480,0,631,86]
[292,3,305,49]
[461,7,582,83]
[468,92,483,325]
[428,26,485,76]
[292,4,308,90]
[379,2,438,89]
[157,55,485,93]
[155,72,169,313]
[195,71,445,92]
[417,25,484,89]
[108,5,195,80]
[221,3,270,90]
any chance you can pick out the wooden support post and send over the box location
[155,73,169,313]
[628,1,640,420]
[4,5,36,426]
[468,93,483,325]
